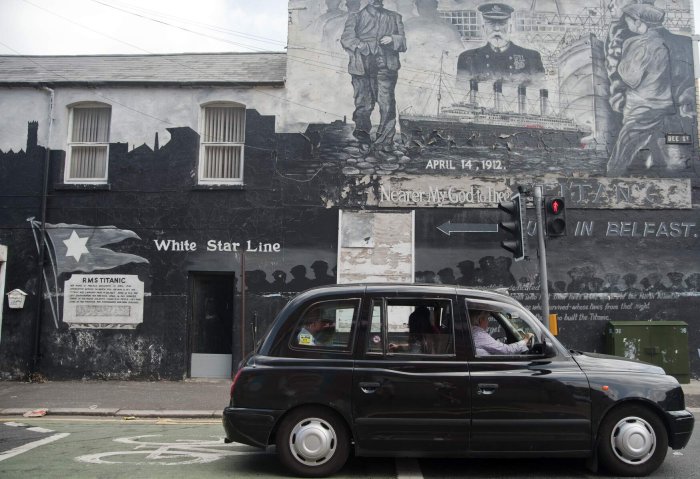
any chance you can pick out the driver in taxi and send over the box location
[297,310,333,346]
[470,310,533,355]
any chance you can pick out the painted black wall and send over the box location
[0,122,46,377]
[1,111,698,380]
[0,112,339,380]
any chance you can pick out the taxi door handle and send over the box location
[477,383,499,395]
[359,382,381,393]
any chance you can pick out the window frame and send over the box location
[65,102,112,184]
[198,102,246,185]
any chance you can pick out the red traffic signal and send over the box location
[545,197,567,237]
[549,198,563,215]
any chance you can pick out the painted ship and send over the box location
[399,80,591,148]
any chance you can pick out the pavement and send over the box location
[0,378,698,419]
[0,378,230,418]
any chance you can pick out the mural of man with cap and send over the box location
[667,272,685,292]
[456,2,544,82]
[286,264,314,292]
[310,260,336,286]
[622,272,640,293]
[606,3,678,174]
[455,259,475,286]
[606,2,695,174]
[271,270,287,291]
[604,0,656,112]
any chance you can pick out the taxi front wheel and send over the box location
[276,406,350,478]
[597,404,668,477]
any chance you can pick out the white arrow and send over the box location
[437,221,499,236]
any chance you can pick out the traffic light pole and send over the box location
[534,186,550,328]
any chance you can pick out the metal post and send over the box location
[240,251,246,360]
[32,87,54,374]
[533,186,550,326]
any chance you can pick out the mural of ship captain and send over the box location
[456,3,544,81]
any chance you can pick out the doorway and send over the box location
[189,273,235,378]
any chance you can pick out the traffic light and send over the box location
[498,193,527,261]
[544,197,567,237]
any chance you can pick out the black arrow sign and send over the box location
[437,221,499,236]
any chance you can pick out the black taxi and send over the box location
[223,284,694,477]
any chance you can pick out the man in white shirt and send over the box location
[470,310,533,355]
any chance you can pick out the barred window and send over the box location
[199,103,246,184]
[66,104,111,183]
[438,10,482,39]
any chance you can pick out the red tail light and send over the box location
[230,369,243,399]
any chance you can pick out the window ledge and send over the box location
[54,183,111,191]
[192,184,246,191]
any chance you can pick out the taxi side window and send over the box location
[467,300,538,357]
[366,298,455,356]
[291,299,359,351]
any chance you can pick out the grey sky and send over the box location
[0,0,288,55]
[0,0,697,56]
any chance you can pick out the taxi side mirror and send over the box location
[531,337,556,358]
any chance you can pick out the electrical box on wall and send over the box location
[7,289,27,309]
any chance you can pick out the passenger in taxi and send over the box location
[389,305,437,353]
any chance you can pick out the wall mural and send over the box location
[245,260,337,293]
[27,219,149,329]
[413,207,700,373]
[0,9,696,378]
[285,0,697,179]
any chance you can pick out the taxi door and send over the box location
[351,289,470,456]
[466,298,592,455]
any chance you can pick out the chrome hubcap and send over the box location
[289,417,337,466]
[610,416,656,465]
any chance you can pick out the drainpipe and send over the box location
[240,251,246,361]
[31,86,54,373]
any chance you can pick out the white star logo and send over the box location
[63,230,90,262]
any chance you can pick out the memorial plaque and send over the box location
[63,274,144,329]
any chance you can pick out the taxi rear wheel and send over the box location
[276,406,350,478]
[597,404,668,477]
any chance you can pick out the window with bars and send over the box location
[66,104,111,183]
[438,10,482,39]
[199,104,246,184]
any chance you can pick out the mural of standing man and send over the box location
[341,0,407,151]
[456,3,544,82]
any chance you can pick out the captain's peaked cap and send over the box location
[622,3,665,24]
[478,3,514,21]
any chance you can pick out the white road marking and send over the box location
[0,433,70,462]
[396,458,424,479]
[27,427,55,433]
[75,435,262,466]
[3,422,28,427]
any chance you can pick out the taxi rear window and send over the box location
[290,299,359,352]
